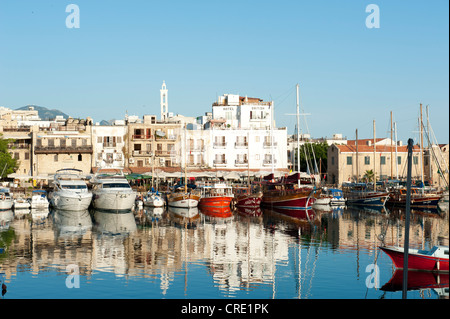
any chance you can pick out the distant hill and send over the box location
[15,105,70,120]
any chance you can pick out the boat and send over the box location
[314,187,346,206]
[91,170,136,211]
[49,169,92,211]
[143,189,164,207]
[342,183,389,207]
[233,185,262,208]
[0,188,13,211]
[30,190,49,210]
[387,186,442,208]
[167,183,201,208]
[199,183,234,209]
[261,173,318,210]
[380,245,449,272]
[13,196,30,210]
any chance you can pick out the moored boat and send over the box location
[261,173,318,210]
[387,187,442,208]
[167,184,201,208]
[380,245,449,272]
[49,169,92,211]
[30,190,49,210]
[314,187,346,206]
[199,183,234,209]
[0,188,13,211]
[343,183,389,207]
[233,186,262,208]
[143,190,165,207]
[13,196,30,210]
[91,170,136,211]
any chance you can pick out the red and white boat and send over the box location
[380,245,449,272]
[233,186,262,208]
[199,183,234,209]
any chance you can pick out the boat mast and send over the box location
[390,111,393,180]
[296,84,301,187]
[394,122,399,179]
[373,119,376,191]
[356,128,359,183]
[184,124,188,194]
[426,105,432,185]
[419,103,424,192]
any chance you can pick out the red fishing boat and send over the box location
[233,186,262,208]
[380,245,449,272]
[199,183,234,208]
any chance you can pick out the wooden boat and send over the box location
[380,245,449,272]
[167,184,201,208]
[233,186,262,208]
[342,183,389,207]
[261,173,318,210]
[387,187,442,208]
[199,183,234,208]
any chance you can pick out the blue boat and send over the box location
[342,183,389,207]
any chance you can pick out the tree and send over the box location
[363,169,376,183]
[0,134,18,179]
[295,142,328,174]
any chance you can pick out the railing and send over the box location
[234,142,248,148]
[132,134,152,140]
[263,141,277,148]
[2,127,31,132]
[213,143,227,149]
[263,159,277,166]
[34,146,93,154]
[235,160,248,166]
[213,160,227,166]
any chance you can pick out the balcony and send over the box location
[155,150,176,157]
[263,141,277,148]
[263,159,277,166]
[213,160,227,166]
[132,134,152,140]
[132,150,152,156]
[234,142,248,149]
[213,143,227,149]
[235,160,248,167]
[34,145,93,154]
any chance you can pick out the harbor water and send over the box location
[0,203,448,299]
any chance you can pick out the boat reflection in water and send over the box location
[236,206,262,217]
[199,206,233,219]
[51,209,92,236]
[381,270,449,298]
[91,209,137,235]
[167,206,200,228]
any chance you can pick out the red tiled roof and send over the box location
[335,144,420,153]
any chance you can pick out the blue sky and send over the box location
[0,0,448,143]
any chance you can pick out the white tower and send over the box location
[160,81,168,121]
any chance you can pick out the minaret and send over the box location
[160,81,168,121]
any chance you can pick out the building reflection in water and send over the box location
[0,204,448,298]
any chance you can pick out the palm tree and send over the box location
[363,169,376,183]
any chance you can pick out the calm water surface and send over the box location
[1,203,448,299]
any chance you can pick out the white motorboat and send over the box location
[49,169,92,211]
[13,196,30,210]
[30,190,49,210]
[91,170,136,211]
[143,190,165,207]
[0,188,14,211]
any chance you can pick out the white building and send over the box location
[92,124,128,169]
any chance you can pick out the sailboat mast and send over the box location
[356,128,359,183]
[373,119,376,191]
[296,84,301,187]
[390,111,393,180]
[419,104,424,190]
[395,122,399,179]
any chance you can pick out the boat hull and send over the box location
[234,194,262,208]
[0,200,14,211]
[92,191,136,211]
[199,196,233,208]
[346,193,389,207]
[50,192,92,211]
[261,188,315,209]
[167,193,200,208]
[143,195,165,207]
[387,196,442,208]
[380,246,449,272]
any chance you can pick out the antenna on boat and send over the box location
[402,138,414,299]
